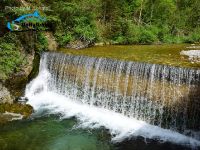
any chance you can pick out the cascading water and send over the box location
[26,52,200,148]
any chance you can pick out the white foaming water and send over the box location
[25,52,200,149]
[27,92,200,148]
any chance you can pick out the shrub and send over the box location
[55,32,73,47]
[126,21,140,44]
[185,27,200,43]
[0,42,24,80]
[112,19,140,44]
[139,27,158,44]
[36,33,48,53]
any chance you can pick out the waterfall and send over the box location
[26,52,200,141]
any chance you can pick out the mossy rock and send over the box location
[0,115,9,124]
[0,103,33,118]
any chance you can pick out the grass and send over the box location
[59,44,200,68]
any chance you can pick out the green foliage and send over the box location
[42,0,200,45]
[55,31,73,47]
[126,23,140,44]
[36,33,48,53]
[74,17,97,41]
[138,26,159,44]
[0,42,24,80]
[110,19,140,44]
[1,33,18,44]
[45,1,98,46]
[163,35,184,44]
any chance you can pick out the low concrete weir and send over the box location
[26,52,200,142]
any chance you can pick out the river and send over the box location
[0,45,200,150]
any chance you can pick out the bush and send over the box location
[114,36,127,44]
[74,24,97,42]
[184,28,200,43]
[139,26,158,44]
[163,34,185,44]
[0,42,24,80]
[36,33,48,53]
[111,22,160,44]
[112,19,140,44]
[126,23,140,44]
[55,31,73,47]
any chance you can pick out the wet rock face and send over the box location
[4,53,35,99]
[0,83,12,103]
[0,54,34,104]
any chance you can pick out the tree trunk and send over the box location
[138,0,144,25]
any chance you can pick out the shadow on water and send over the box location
[114,137,193,150]
[184,84,200,137]
[169,73,200,136]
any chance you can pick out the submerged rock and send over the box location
[180,50,200,63]
[0,112,23,124]
[0,103,33,123]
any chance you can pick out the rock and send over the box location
[95,42,105,46]
[5,53,35,99]
[0,112,23,124]
[180,50,200,63]
[45,32,58,51]
[15,97,28,104]
[0,83,12,103]
[0,103,33,119]
[66,40,94,49]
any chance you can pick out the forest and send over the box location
[43,0,200,45]
[1,0,200,45]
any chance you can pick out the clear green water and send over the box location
[0,115,194,150]
[0,116,112,150]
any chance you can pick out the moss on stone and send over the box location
[0,103,33,118]
[28,53,40,82]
